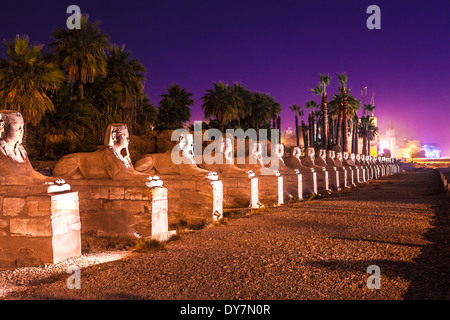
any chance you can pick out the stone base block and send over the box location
[0,188,81,268]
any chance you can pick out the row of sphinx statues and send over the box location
[0,110,399,192]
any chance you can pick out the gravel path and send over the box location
[1,169,449,300]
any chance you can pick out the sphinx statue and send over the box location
[0,110,58,184]
[300,147,324,171]
[200,137,251,178]
[282,146,321,196]
[314,149,328,167]
[235,141,271,175]
[342,152,357,186]
[135,132,213,178]
[53,123,149,180]
[283,147,311,172]
[269,143,299,175]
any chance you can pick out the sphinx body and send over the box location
[53,124,148,180]
[234,142,274,175]
[283,147,312,173]
[134,133,212,178]
[200,137,250,178]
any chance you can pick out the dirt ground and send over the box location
[1,168,449,300]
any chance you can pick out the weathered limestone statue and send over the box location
[0,111,57,184]
[325,150,342,190]
[0,111,81,267]
[53,123,149,180]
[342,152,356,186]
[283,147,311,172]
[135,132,213,178]
[299,147,322,170]
[200,137,259,208]
[334,152,350,188]
[235,141,284,205]
[269,143,302,200]
[201,137,251,177]
[300,147,329,194]
[283,147,319,196]
[235,141,268,175]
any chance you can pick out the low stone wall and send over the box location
[66,176,223,235]
[0,188,81,268]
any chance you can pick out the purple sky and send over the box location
[1,0,449,155]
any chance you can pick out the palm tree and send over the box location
[358,115,378,156]
[104,45,146,132]
[134,93,158,136]
[305,100,317,148]
[231,82,251,128]
[311,74,331,150]
[31,83,96,159]
[51,15,110,99]
[158,84,194,130]
[289,104,301,146]
[241,92,280,135]
[338,73,350,152]
[201,81,239,133]
[328,85,360,150]
[0,35,64,132]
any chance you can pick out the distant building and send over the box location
[378,120,396,158]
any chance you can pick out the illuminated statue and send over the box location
[53,123,149,180]
[235,141,268,174]
[135,132,213,177]
[0,110,56,183]
[200,137,251,177]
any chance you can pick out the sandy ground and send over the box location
[1,168,449,300]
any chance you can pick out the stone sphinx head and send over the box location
[273,143,284,159]
[104,124,132,168]
[356,154,361,161]
[0,111,26,163]
[350,153,355,161]
[178,132,195,163]
[0,111,24,144]
[251,142,262,158]
[220,137,233,163]
[307,147,315,160]
[343,152,349,159]
[292,147,302,159]
[319,149,326,160]
[327,150,335,159]
[336,152,343,161]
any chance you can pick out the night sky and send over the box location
[1,0,449,155]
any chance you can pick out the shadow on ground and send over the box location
[310,169,450,299]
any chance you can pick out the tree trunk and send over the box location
[277,116,281,142]
[308,113,314,147]
[342,87,349,152]
[295,114,299,146]
[353,115,358,154]
[336,105,343,148]
[367,138,371,156]
[362,133,367,155]
[322,92,328,150]
[78,82,84,100]
[302,121,308,150]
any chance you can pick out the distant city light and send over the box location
[423,144,441,158]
